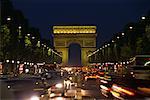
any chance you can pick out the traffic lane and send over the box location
[81,79,106,99]
[0,78,46,100]
[99,74,150,99]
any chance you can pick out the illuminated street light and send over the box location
[6,60,9,63]
[24,62,27,64]
[112,40,115,43]
[123,62,126,64]
[44,45,46,48]
[129,26,133,29]
[7,17,11,21]
[117,36,120,39]
[27,62,29,65]
[32,37,35,39]
[121,32,125,36]
[27,34,30,36]
[141,16,146,20]
[100,48,102,50]
[17,61,20,64]
[7,85,11,89]
[12,60,15,63]
[107,44,110,46]
[18,26,22,29]
[105,45,107,47]
[25,69,29,73]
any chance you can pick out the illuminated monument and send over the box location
[53,26,97,66]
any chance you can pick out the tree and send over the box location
[136,37,143,54]
[120,44,132,60]
[0,25,11,61]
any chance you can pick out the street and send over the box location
[1,67,150,100]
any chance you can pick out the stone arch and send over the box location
[68,43,81,65]
[53,25,97,66]
[67,39,83,47]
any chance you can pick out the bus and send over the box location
[129,55,150,66]
[128,55,150,81]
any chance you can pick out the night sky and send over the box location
[11,0,150,47]
[9,0,150,65]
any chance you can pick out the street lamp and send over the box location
[27,62,29,65]
[129,26,133,30]
[18,26,22,39]
[7,17,11,21]
[141,16,146,20]
[27,34,30,36]
[32,36,35,39]
[117,36,120,39]
[6,60,9,63]
[12,60,15,63]
[121,32,125,36]
[126,61,129,64]
[123,62,126,64]
[18,26,22,29]
[112,40,115,43]
[24,62,27,64]
[17,61,20,64]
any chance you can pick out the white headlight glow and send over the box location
[30,95,40,100]
[55,83,63,88]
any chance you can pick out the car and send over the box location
[84,73,100,81]
[110,84,149,100]
[129,66,150,96]
[100,73,113,98]
[47,82,65,98]
[108,68,150,100]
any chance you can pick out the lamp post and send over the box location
[107,43,111,62]
[5,17,12,75]
[31,36,35,64]
[18,26,22,40]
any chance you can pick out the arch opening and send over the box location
[68,43,82,66]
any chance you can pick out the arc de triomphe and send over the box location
[53,25,97,66]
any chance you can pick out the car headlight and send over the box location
[30,95,40,100]
[55,83,63,88]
